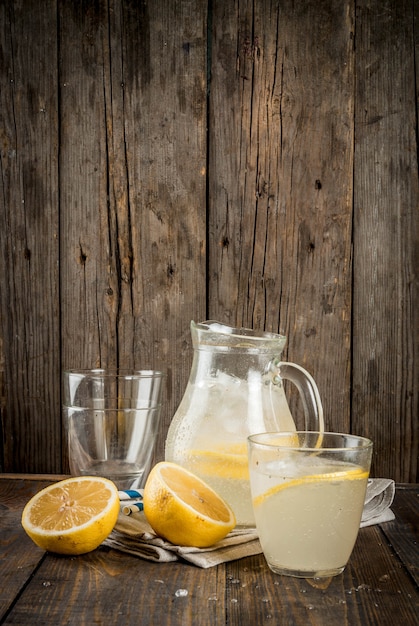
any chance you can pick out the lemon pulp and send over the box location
[21,476,120,555]
[143,461,236,547]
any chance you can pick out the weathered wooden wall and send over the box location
[0,0,418,481]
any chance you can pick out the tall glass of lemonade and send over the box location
[248,431,373,578]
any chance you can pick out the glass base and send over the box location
[267,563,346,578]
[78,461,145,490]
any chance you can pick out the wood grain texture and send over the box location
[352,0,419,481]
[0,0,417,481]
[208,0,354,430]
[0,477,54,621]
[58,0,208,469]
[7,529,418,625]
[0,0,60,472]
[380,485,419,586]
[1,478,418,625]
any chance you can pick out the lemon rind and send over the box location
[143,462,236,547]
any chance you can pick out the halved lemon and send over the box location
[253,466,369,508]
[21,476,120,555]
[143,461,236,547]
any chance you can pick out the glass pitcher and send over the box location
[165,321,324,526]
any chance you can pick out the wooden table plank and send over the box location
[379,484,419,586]
[0,479,49,621]
[4,530,417,625]
[3,549,224,625]
[1,477,418,625]
[0,475,68,508]
[224,526,419,625]
[0,509,46,621]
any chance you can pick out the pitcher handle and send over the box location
[271,360,325,432]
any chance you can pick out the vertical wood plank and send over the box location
[353,0,419,481]
[59,0,207,467]
[0,0,60,472]
[59,1,112,370]
[208,0,355,431]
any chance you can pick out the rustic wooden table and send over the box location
[0,476,417,625]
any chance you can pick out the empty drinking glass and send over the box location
[63,369,165,490]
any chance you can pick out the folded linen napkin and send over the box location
[103,478,395,568]
[103,514,261,568]
[361,478,395,527]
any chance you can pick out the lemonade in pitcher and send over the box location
[178,445,253,526]
[165,321,324,526]
[165,375,297,526]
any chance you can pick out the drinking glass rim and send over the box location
[63,368,166,379]
[193,320,286,341]
[248,431,373,452]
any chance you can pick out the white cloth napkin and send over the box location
[360,478,395,527]
[103,514,261,568]
[103,478,395,568]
